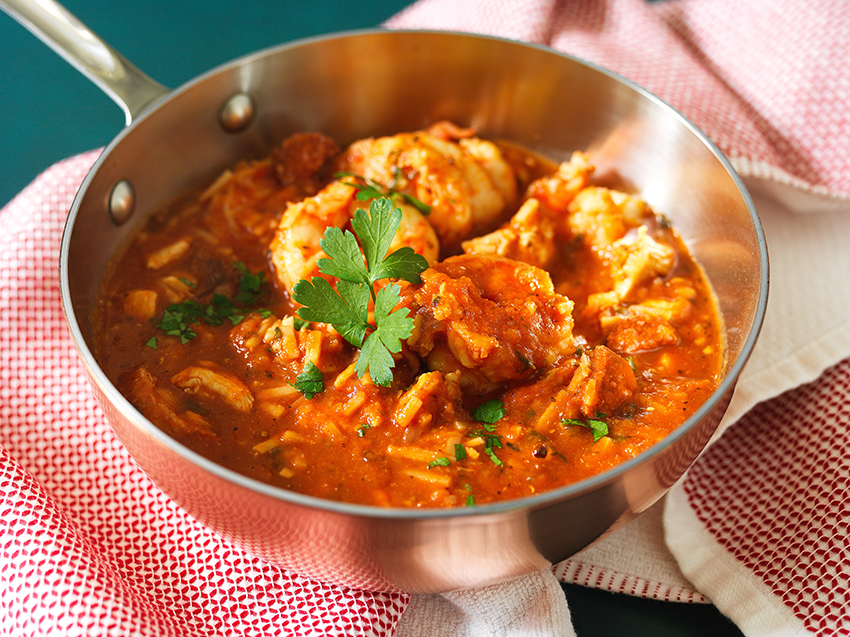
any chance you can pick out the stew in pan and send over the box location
[93,122,723,508]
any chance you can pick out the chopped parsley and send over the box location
[484,445,504,467]
[153,262,270,344]
[562,415,610,443]
[469,399,506,466]
[145,336,158,349]
[454,443,467,461]
[468,428,505,467]
[427,457,451,469]
[292,197,429,387]
[464,483,475,507]
[471,399,506,425]
[232,261,268,305]
[291,362,324,399]
[356,423,371,437]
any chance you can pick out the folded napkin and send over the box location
[3,1,850,636]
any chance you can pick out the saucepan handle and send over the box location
[0,0,170,124]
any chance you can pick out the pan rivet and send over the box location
[109,180,135,225]
[220,93,255,133]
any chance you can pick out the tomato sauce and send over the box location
[93,126,723,508]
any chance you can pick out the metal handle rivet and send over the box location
[109,179,135,225]
[220,92,255,133]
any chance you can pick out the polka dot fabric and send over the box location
[0,152,408,637]
[683,358,850,635]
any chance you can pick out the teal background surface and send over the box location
[0,0,413,206]
[0,1,744,634]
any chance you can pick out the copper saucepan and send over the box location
[1,0,768,593]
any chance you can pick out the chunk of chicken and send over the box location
[399,254,576,394]
[605,313,681,353]
[229,313,351,376]
[592,292,692,354]
[129,367,213,436]
[502,345,637,434]
[567,345,638,419]
[609,226,675,301]
[171,364,254,413]
[123,290,158,321]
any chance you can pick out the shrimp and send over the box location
[335,122,518,250]
[568,186,651,251]
[269,180,440,293]
[399,254,576,395]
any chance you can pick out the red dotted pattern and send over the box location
[388,0,850,198]
[684,359,850,635]
[0,152,408,636]
[553,560,705,604]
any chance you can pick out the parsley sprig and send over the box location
[292,197,429,387]
[335,170,431,216]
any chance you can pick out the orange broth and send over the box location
[93,129,723,508]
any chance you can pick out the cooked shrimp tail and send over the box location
[270,181,440,293]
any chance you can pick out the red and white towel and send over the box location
[3,1,850,635]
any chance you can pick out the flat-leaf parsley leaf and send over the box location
[562,415,609,443]
[292,198,429,387]
[291,362,324,399]
[471,399,506,425]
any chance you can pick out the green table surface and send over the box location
[0,1,744,634]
